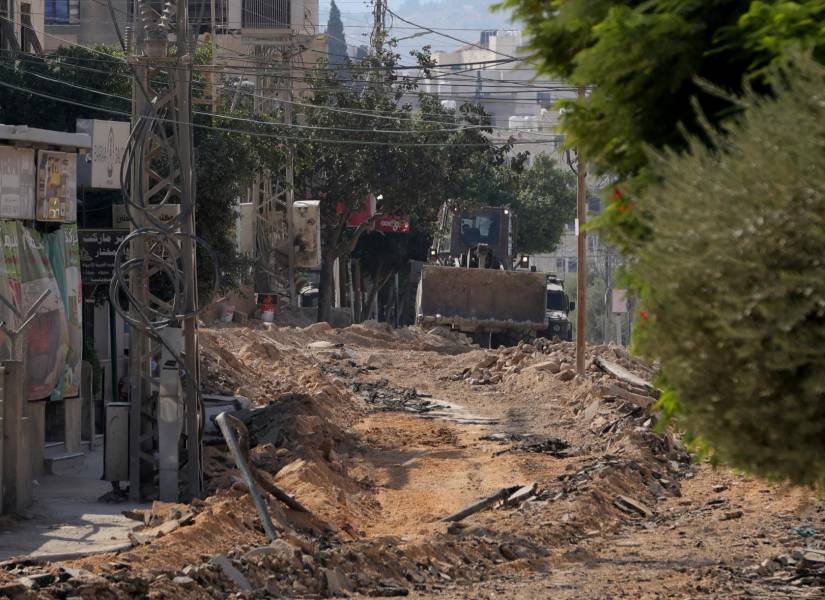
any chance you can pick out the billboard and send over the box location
[77,119,129,189]
[0,146,36,220]
[36,150,77,223]
[293,200,321,268]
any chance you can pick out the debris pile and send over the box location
[7,321,809,599]
[454,338,658,392]
[741,546,825,593]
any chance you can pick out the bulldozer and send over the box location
[415,203,548,345]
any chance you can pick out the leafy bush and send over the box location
[633,56,825,485]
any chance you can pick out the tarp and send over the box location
[0,221,80,400]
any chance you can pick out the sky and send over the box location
[316,0,518,61]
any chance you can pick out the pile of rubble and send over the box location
[455,339,660,409]
[741,545,825,593]
[0,322,713,599]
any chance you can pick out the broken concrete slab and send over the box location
[525,360,561,374]
[324,566,353,596]
[582,398,601,421]
[614,495,653,518]
[595,357,656,392]
[506,483,538,507]
[210,554,252,591]
[557,369,576,382]
[308,341,342,350]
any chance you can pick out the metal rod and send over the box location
[215,412,278,541]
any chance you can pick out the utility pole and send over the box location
[604,251,610,344]
[118,0,202,501]
[285,46,297,311]
[371,0,386,53]
[575,86,587,376]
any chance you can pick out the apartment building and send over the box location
[1,0,44,52]
[423,30,576,131]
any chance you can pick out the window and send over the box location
[588,196,602,213]
[45,0,70,24]
[556,257,565,271]
[460,212,500,246]
[242,0,289,29]
[567,257,577,272]
[547,290,567,311]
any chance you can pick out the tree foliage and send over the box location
[293,43,515,321]
[632,57,825,485]
[496,0,824,253]
[326,0,348,69]
[512,154,576,254]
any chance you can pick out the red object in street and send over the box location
[373,215,410,233]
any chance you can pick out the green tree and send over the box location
[326,0,348,69]
[512,154,577,254]
[294,44,513,322]
[495,0,825,252]
[633,57,825,485]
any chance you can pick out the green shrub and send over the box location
[634,56,825,485]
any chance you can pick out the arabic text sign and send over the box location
[0,146,36,219]
[78,229,126,284]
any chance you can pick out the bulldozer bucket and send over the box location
[416,265,547,333]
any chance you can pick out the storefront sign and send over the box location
[78,229,126,284]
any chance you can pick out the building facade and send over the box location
[1,0,44,52]
[422,30,576,132]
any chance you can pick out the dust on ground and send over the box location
[2,321,824,599]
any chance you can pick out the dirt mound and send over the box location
[17,321,799,599]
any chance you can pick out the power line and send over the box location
[0,77,562,147]
[1,50,565,134]
[386,8,519,61]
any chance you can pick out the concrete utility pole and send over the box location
[575,86,587,376]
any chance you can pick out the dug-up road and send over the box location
[6,322,825,599]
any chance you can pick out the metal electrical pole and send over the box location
[372,0,386,53]
[176,0,202,501]
[285,48,297,311]
[575,86,587,376]
[121,0,202,502]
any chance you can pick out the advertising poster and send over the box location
[0,146,36,220]
[293,200,321,268]
[0,221,69,401]
[36,150,77,223]
[76,119,129,190]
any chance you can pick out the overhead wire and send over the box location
[0,78,562,147]
[0,49,566,134]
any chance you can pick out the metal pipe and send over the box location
[215,412,278,541]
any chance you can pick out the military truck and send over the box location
[415,203,547,345]
[538,274,574,341]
